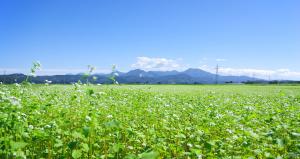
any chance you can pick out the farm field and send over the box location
[1,84,300,158]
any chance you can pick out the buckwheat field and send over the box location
[1,84,300,158]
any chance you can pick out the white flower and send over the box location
[9,96,21,107]
[232,135,238,140]
[172,114,178,119]
[107,115,113,118]
[127,146,134,150]
[226,129,233,134]
[98,92,106,95]
[45,80,52,84]
[197,154,203,159]
[21,113,27,117]
[114,72,119,76]
[45,125,51,129]
[215,113,223,119]
[28,125,34,129]
[30,72,37,77]
[85,115,92,122]
[209,122,216,126]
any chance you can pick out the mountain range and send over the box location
[0,68,263,84]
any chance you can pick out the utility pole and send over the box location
[215,64,219,84]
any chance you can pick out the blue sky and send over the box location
[0,0,299,79]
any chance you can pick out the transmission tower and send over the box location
[215,64,219,84]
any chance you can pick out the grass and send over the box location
[0,84,300,158]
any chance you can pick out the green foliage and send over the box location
[140,151,159,159]
[82,65,96,85]
[24,61,41,84]
[109,64,119,84]
[72,150,82,159]
[0,84,300,158]
[10,141,27,150]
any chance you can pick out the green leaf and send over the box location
[204,141,215,151]
[72,131,84,139]
[54,142,63,148]
[111,143,124,153]
[124,154,138,159]
[140,151,159,159]
[104,120,121,129]
[68,141,79,150]
[81,143,89,152]
[176,133,186,139]
[264,152,273,158]
[291,132,300,137]
[10,141,27,150]
[191,148,201,155]
[276,138,284,148]
[72,150,82,159]
[87,89,94,96]
[249,131,259,139]
[15,150,26,158]
[82,126,90,137]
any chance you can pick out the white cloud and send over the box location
[131,56,183,71]
[199,65,300,80]
[216,58,227,62]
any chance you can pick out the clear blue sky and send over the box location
[0,0,299,79]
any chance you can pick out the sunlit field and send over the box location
[1,84,300,158]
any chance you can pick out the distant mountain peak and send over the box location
[184,68,207,72]
[0,68,264,84]
[125,69,146,76]
[182,68,214,77]
[128,69,145,72]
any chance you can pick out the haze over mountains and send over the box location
[0,68,262,84]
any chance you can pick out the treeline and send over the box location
[0,74,113,84]
[0,73,299,85]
